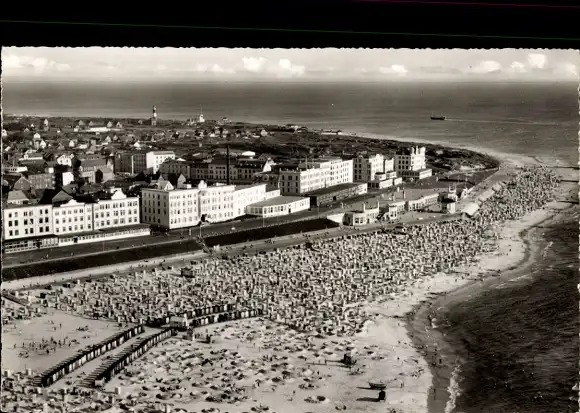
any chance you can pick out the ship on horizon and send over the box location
[430,113,446,121]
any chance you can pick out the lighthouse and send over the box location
[151,106,158,126]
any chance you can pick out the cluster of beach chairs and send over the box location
[0,166,561,413]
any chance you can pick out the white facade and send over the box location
[141,183,200,229]
[3,204,53,240]
[198,182,236,223]
[146,151,176,174]
[344,205,380,226]
[92,189,141,230]
[3,165,28,174]
[233,184,269,217]
[116,151,175,175]
[279,158,353,195]
[353,154,393,182]
[55,153,74,167]
[246,196,310,218]
[406,193,439,212]
[279,167,323,195]
[394,146,427,172]
[53,199,94,235]
[141,181,272,228]
[61,171,75,186]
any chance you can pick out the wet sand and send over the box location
[404,156,577,413]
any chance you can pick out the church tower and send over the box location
[151,106,158,126]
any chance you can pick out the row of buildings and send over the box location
[2,178,311,253]
[157,146,432,195]
[3,138,435,253]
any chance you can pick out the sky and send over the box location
[2,47,579,82]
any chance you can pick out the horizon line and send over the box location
[2,77,576,84]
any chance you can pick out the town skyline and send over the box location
[2,47,578,82]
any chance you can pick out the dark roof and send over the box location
[2,174,24,187]
[24,164,48,175]
[305,183,363,197]
[160,173,186,186]
[235,160,266,169]
[80,159,108,168]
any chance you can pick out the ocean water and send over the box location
[443,216,579,413]
[2,80,579,412]
[2,80,578,165]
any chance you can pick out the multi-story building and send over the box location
[394,146,427,172]
[76,158,108,184]
[207,159,234,183]
[52,199,94,236]
[2,187,142,247]
[279,157,353,195]
[90,189,141,230]
[26,172,55,189]
[234,159,274,183]
[353,154,395,183]
[141,181,200,229]
[146,151,175,174]
[3,203,53,240]
[141,180,274,229]
[115,150,175,175]
[198,182,237,223]
[231,184,275,217]
[394,146,432,181]
[160,157,273,185]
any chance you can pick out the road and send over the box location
[3,211,463,292]
[3,171,490,272]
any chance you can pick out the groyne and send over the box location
[35,325,145,387]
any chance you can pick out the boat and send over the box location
[369,381,387,390]
[430,113,446,121]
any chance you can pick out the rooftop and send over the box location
[247,195,307,208]
[305,183,364,196]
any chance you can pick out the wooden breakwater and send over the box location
[35,325,145,387]
[144,303,238,328]
[81,328,176,388]
[85,308,264,388]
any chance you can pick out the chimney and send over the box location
[226,145,231,185]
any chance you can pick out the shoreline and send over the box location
[398,152,576,413]
[2,119,574,412]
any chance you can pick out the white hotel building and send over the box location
[141,180,279,229]
[3,204,54,240]
[394,146,433,181]
[2,188,145,252]
[353,154,395,183]
[279,157,353,195]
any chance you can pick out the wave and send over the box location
[445,364,463,413]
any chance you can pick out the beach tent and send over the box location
[462,202,480,217]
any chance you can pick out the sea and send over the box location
[2,80,579,412]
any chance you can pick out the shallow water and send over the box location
[441,217,579,413]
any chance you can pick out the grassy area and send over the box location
[1,219,341,281]
[1,240,202,282]
[203,218,340,247]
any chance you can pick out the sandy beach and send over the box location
[401,151,577,413]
